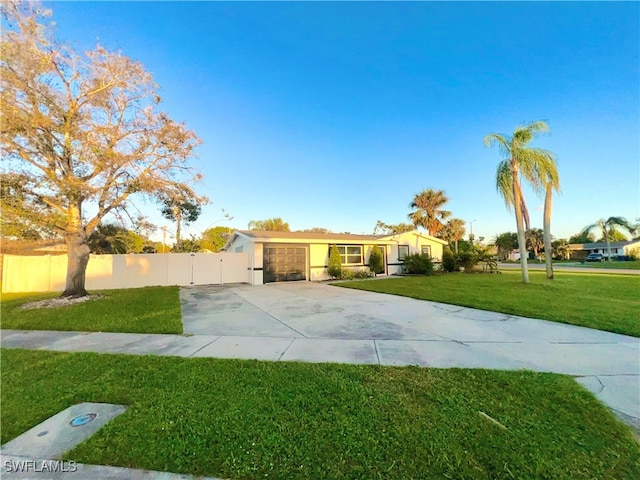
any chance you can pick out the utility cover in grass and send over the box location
[0,403,126,459]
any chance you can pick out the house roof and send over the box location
[224,229,448,249]
[568,240,639,250]
[237,230,388,241]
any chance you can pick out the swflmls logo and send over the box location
[3,460,78,473]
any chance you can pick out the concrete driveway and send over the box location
[180,281,640,428]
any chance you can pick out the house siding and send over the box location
[225,230,447,285]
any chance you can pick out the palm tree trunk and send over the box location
[604,227,612,262]
[516,182,531,231]
[543,182,554,279]
[513,171,529,283]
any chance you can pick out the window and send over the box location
[398,245,409,260]
[235,246,243,253]
[421,245,431,256]
[333,245,363,265]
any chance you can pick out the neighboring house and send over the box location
[223,230,447,285]
[567,240,640,260]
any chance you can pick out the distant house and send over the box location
[567,240,640,260]
[223,230,447,285]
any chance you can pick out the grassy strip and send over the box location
[1,287,182,334]
[2,349,639,479]
[580,260,640,270]
[338,271,640,337]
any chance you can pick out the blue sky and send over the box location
[48,1,639,243]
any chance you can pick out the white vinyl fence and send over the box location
[1,253,249,293]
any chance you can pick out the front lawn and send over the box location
[0,287,182,334]
[2,349,638,479]
[338,271,640,337]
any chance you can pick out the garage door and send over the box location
[263,245,307,283]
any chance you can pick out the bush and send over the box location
[339,269,373,280]
[328,245,342,278]
[456,251,478,272]
[368,245,384,275]
[402,253,434,275]
[627,247,640,261]
[442,246,457,272]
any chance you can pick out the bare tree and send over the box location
[1,1,206,296]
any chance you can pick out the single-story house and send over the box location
[567,240,640,260]
[223,230,447,285]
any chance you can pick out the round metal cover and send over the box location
[69,413,97,427]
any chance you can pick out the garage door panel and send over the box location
[264,245,307,283]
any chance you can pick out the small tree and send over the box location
[161,198,202,252]
[442,246,457,272]
[368,245,384,276]
[328,245,342,279]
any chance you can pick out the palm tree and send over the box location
[525,228,544,258]
[247,217,290,232]
[485,120,556,283]
[582,217,632,262]
[552,239,570,260]
[541,169,561,278]
[408,189,451,236]
[439,218,466,253]
[492,232,518,261]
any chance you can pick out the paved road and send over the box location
[2,282,638,431]
[498,262,640,275]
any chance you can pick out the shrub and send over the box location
[339,269,373,280]
[442,246,457,272]
[627,247,640,261]
[368,245,384,275]
[402,253,434,275]
[456,251,478,272]
[328,245,342,278]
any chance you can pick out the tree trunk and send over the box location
[605,228,612,262]
[62,229,91,297]
[512,170,529,283]
[543,182,554,279]
[516,182,531,231]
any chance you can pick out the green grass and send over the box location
[0,287,182,334]
[581,260,640,270]
[2,349,638,479]
[338,271,640,337]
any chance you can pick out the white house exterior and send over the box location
[224,230,447,285]
[567,240,640,260]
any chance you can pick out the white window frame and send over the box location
[398,245,409,260]
[421,245,431,256]
[336,245,363,265]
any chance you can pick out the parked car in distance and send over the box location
[585,253,605,262]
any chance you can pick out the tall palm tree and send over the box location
[582,217,632,262]
[541,169,561,278]
[485,120,556,283]
[408,189,451,236]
